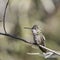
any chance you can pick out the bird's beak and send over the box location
[24,27,32,29]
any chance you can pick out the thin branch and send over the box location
[0,32,35,45]
[39,45,60,56]
[3,0,9,33]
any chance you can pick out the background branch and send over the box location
[3,0,9,33]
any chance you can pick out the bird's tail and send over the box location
[38,45,47,53]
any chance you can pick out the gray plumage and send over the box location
[32,25,47,53]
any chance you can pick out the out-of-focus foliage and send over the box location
[0,0,60,60]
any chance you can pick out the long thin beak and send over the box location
[24,27,32,29]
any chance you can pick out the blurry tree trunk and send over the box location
[18,0,32,40]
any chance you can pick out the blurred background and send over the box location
[0,0,60,60]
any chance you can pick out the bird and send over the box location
[31,25,47,53]
[24,25,47,53]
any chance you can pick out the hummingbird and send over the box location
[24,25,47,53]
[32,25,47,53]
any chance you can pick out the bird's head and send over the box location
[32,25,39,30]
[24,25,39,30]
[32,25,41,34]
[24,25,41,34]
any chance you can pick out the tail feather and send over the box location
[38,45,47,53]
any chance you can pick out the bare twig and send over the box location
[39,45,60,56]
[3,0,9,33]
[0,32,35,45]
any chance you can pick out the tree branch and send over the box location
[0,32,35,45]
[3,0,9,33]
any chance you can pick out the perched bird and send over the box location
[24,25,47,53]
[31,25,47,53]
